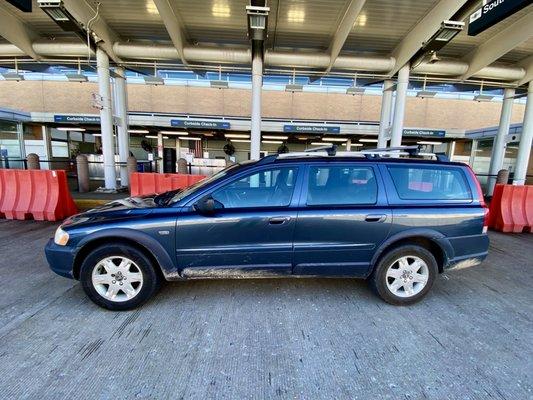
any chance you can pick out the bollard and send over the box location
[76,154,90,193]
[177,158,188,174]
[26,153,40,170]
[127,156,138,179]
[496,169,510,185]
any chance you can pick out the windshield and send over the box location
[165,163,244,205]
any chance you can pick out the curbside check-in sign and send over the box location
[283,125,340,134]
[54,115,101,123]
[171,119,230,129]
[468,0,532,36]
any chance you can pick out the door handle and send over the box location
[365,214,387,223]
[269,216,291,225]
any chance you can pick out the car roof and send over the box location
[253,154,467,168]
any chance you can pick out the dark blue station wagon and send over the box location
[45,148,489,310]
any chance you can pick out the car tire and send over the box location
[369,244,438,305]
[80,243,161,311]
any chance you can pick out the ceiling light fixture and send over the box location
[263,135,288,140]
[160,130,188,135]
[56,127,85,131]
[311,142,331,146]
[262,140,283,144]
[231,139,251,143]
[417,141,443,145]
[179,137,202,141]
[322,137,348,142]
[359,138,379,143]
[225,134,250,139]
[128,129,149,134]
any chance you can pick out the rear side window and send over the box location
[307,166,377,205]
[387,165,471,200]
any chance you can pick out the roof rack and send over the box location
[275,144,449,162]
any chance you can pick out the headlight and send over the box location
[54,227,69,246]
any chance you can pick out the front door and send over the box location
[293,163,391,277]
[175,165,300,278]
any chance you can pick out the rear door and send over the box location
[293,162,392,277]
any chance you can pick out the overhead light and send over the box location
[263,135,288,140]
[417,141,443,145]
[285,84,303,92]
[231,139,251,143]
[262,140,283,144]
[66,73,87,82]
[93,134,101,137]
[210,80,229,89]
[343,143,363,147]
[179,137,202,141]
[359,138,379,143]
[422,20,464,52]
[57,127,85,131]
[2,73,24,81]
[287,7,305,23]
[38,0,88,40]
[246,5,269,41]
[146,135,169,139]
[144,76,164,85]
[297,136,309,140]
[212,0,230,18]
[128,129,149,134]
[38,0,70,21]
[474,94,494,102]
[322,137,348,142]
[225,134,250,139]
[346,87,365,95]
[354,14,367,27]
[417,90,437,98]
[160,130,188,135]
[312,142,331,146]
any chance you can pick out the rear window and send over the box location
[387,165,471,201]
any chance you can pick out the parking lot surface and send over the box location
[0,219,531,400]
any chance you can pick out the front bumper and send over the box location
[44,239,77,279]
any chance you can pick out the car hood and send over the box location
[62,195,158,228]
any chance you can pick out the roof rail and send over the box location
[304,144,337,156]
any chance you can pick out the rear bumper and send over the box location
[442,233,489,271]
[44,239,77,279]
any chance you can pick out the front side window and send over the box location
[387,166,471,200]
[307,165,377,206]
[212,167,298,208]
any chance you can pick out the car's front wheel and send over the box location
[369,244,437,305]
[80,243,161,311]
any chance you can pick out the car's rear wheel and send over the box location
[369,244,437,305]
[80,244,160,311]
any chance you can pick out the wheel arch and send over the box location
[72,229,176,280]
[371,230,454,275]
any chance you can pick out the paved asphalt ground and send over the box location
[0,219,531,400]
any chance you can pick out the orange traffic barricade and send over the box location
[129,172,206,197]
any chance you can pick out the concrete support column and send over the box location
[378,80,394,148]
[114,67,130,187]
[447,140,456,161]
[390,64,410,148]
[346,138,352,151]
[488,88,515,194]
[157,132,164,172]
[41,125,52,165]
[96,47,116,190]
[469,140,478,167]
[250,44,263,160]
[513,81,533,185]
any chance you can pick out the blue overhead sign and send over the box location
[283,124,340,134]
[171,119,230,129]
[468,0,532,36]
[54,115,100,124]
[403,129,446,138]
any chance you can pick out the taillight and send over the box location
[466,166,489,233]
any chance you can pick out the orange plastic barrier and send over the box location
[489,184,533,233]
[130,172,206,197]
[0,169,78,221]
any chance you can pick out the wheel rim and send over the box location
[91,256,144,303]
[385,255,429,298]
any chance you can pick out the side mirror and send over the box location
[194,196,216,215]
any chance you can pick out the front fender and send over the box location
[74,228,178,278]
[370,228,455,273]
